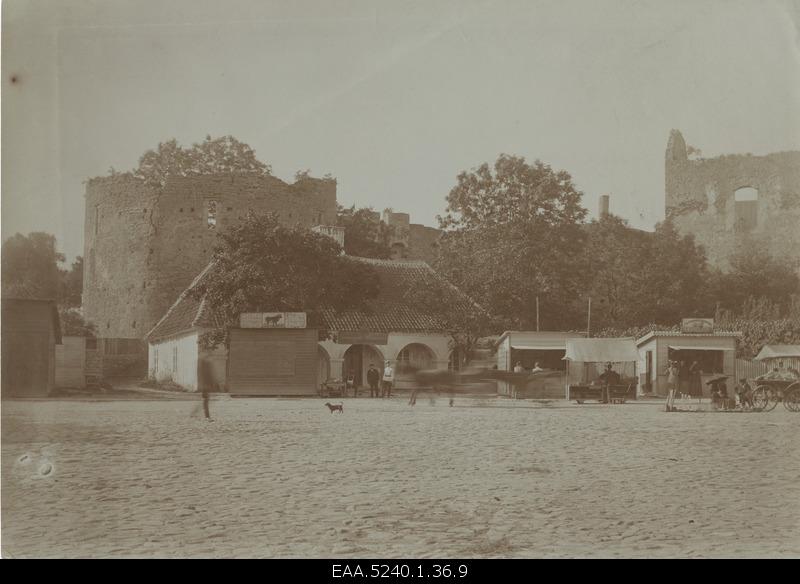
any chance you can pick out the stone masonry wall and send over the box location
[84,177,161,338]
[665,130,800,272]
[84,173,337,339]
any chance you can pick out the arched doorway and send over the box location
[342,344,384,388]
[318,346,331,386]
[396,343,436,375]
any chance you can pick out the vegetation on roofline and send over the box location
[188,212,380,349]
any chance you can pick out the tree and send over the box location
[404,272,498,367]
[336,205,393,259]
[1,232,63,299]
[59,307,96,337]
[582,216,651,329]
[59,256,84,308]
[132,135,270,187]
[435,154,588,330]
[582,218,712,329]
[190,212,380,348]
[708,241,800,316]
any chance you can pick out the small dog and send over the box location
[325,402,343,414]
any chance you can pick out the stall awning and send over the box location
[754,345,800,360]
[563,338,639,363]
[668,345,734,351]
[511,344,566,351]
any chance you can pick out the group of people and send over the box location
[759,361,800,382]
[513,361,545,374]
[346,361,394,398]
[664,359,703,398]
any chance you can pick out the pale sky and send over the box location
[3,0,800,261]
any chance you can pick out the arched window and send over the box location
[734,187,758,232]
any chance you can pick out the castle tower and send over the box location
[665,129,689,215]
[83,173,337,339]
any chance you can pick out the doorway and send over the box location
[342,344,384,388]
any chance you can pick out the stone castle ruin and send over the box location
[83,172,441,339]
[665,129,800,272]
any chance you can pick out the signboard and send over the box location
[239,312,307,329]
[336,332,389,345]
[681,318,714,334]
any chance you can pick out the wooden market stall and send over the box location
[635,330,740,398]
[563,338,639,403]
[495,331,585,398]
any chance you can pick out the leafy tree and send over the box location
[132,135,270,187]
[59,307,97,337]
[404,272,498,368]
[336,205,392,259]
[58,256,84,308]
[435,154,588,330]
[583,218,712,329]
[1,233,63,299]
[190,212,380,348]
[708,241,800,316]
[582,216,651,328]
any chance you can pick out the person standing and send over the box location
[513,362,524,373]
[678,360,690,398]
[366,363,380,398]
[202,388,212,421]
[689,360,702,397]
[382,360,395,398]
[598,363,621,404]
[664,361,679,410]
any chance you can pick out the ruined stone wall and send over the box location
[665,130,800,272]
[408,223,442,266]
[151,173,336,328]
[84,173,337,339]
[381,210,442,263]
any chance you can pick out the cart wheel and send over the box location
[783,384,800,412]
[751,386,768,411]
[752,385,777,412]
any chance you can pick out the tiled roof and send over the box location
[145,263,223,342]
[321,257,479,333]
[146,257,478,342]
[636,330,742,344]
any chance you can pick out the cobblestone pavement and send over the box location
[2,397,798,558]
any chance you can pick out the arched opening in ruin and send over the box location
[390,242,408,260]
[734,187,758,232]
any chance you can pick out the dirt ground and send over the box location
[2,396,798,558]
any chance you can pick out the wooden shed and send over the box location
[636,330,741,397]
[227,327,320,396]
[1,298,62,398]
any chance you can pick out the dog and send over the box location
[324,402,343,414]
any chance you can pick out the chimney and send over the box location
[599,194,610,219]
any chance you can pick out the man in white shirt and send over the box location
[530,362,545,374]
[382,361,395,398]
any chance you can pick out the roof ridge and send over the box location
[145,261,216,340]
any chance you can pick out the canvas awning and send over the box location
[754,345,800,361]
[511,344,566,351]
[563,338,639,363]
[668,345,734,352]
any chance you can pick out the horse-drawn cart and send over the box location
[749,344,800,412]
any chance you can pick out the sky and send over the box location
[3,0,800,262]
